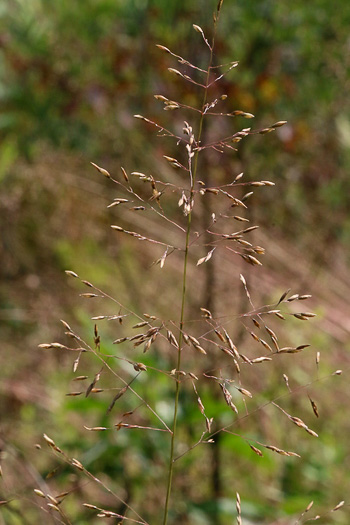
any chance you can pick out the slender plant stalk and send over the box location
[162,17,219,525]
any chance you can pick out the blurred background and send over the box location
[1,0,350,523]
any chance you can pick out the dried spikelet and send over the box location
[265,326,277,341]
[265,445,300,458]
[85,372,101,398]
[306,428,318,437]
[71,458,84,470]
[156,44,171,53]
[82,280,93,287]
[236,387,252,398]
[305,501,314,512]
[84,426,107,431]
[271,120,287,127]
[233,359,240,374]
[234,216,249,222]
[241,191,253,202]
[34,489,45,498]
[52,342,68,349]
[197,248,215,266]
[60,319,72,331]
[182,332,190,346]
[240,254,262,266]
[133,321,149,329]
[193,24,204,34]
[73,355,80,373]
[134,362,147,372]
[83,503,99,510]
[188,335,200,347]
[250,331,259,342]
[120,166,129,182]
[279,347,303,354]
[259,128,274,134]
[275,312,285,320]
[252,319,260,329]
[220,346,233,357]
[250,444,263,456]
[232,225,259,236]
[66,392,83,396]
[251,357,272,364]
[200,307,212,318]
[206,416,213,433]
[222,328,240,359]
[168,67,184,78]
[65,270,79,278]
[90,162,111,178]
[154,94,169,101]
[220,383,238,414]
[233,110,254,119]
[316,351,320,365]
[159,249,168,269]
[236,492,242,525]
[163,155,182,167]
[133,114,152,123]
[333,369,342,375]
[43,434,56,447]
[107,386,128,413]
[253,245,265,254]
[113,337,128,344]
[164,103,180,111]
[287,294,299,302]
[293,313,311,321]
[214,329,225,342]
[249,181,265,187]
[308,396,319,418]
[143,338,152,353]
[55,492,69,500]
[47,495,59,505]
[47,503,60,512]
[143,313,157,320]
[167,330,179,349]
[332,501,345,512]
[196,392,205,414]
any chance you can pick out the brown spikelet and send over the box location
[90,162,111,178]
[331,501,345,512]
[250,444,263,456]
[308,395,319,418]
[220,383,238,414]
[236,492,242,525]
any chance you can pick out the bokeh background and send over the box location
[1,0,350,523]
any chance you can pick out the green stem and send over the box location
[162,20,218,525]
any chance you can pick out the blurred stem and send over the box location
[162,18,218,525]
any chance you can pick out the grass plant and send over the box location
[29,2,347,524]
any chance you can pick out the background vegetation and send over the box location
[1,0,350,523]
